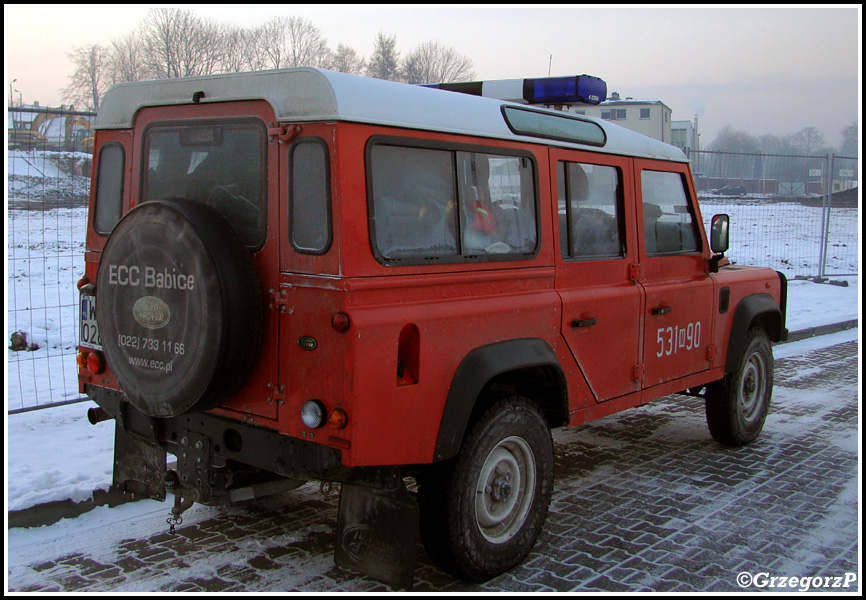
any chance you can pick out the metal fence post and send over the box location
[819,153,836,278]
[818,154,829,278]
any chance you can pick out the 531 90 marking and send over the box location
[656,321,702,357]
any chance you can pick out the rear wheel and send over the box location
[705,327,773,446]
[418,396,554,582]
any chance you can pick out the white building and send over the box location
[672,119,699,156]
[563,93,673,145]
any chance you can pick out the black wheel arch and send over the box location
[433,338,568,462]
[724,289,785,376]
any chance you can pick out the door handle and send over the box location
[571,318,596,328]
[652,306,672,315]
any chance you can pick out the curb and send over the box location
[782,319,858,343]
[8,487,140,529]
[8,320,858,530]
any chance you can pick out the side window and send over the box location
[641,170,700,255]
[557,161,624,259]
[290,138,331,254]
[370,145,458,259]
[94,143,124,235]
[457,152,536,255]
[369,142,537,263]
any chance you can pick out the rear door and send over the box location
[136,102,281,420]
[552,149,643,401]
[635,160,714,388]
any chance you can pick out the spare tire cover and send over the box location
[96,198,263,417]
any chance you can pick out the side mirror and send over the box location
[710,214,729,254]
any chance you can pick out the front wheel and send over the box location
[417,396,554,582]
[705,327,774,446]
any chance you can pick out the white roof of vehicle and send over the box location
[96,67,687,162]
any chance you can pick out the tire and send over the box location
[96,198,263,418]
[417,396,554,582]
[705,327,773,446]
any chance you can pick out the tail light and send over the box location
[78,350,105,374]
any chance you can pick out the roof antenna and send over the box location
[548,55,553,77]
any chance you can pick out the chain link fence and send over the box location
[8,107,93,412]
[691,150,858,278]
[6,109,860,412]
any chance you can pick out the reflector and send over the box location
[331,312,351,333]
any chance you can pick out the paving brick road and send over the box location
[8,339,859,592]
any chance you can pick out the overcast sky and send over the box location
[5,5,861,148]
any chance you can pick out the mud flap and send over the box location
[335,481,419,590]
[113,419,167,500]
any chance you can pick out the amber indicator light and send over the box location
[328,408,348,430]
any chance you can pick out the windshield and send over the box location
[142,120,266,248]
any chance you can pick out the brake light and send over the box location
[85,351,105,374]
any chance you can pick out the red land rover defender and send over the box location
[78,68,787,587]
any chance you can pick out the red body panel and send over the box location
[81,109,782,468]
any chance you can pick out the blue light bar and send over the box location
[424,75,607,106]
[524,76,606,105]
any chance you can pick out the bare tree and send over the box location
[61,44,110,110]
[331,44,365,75]
[366,32,400,81]
[708,125,761,153]
[401,40,475,84]
[840,122,857,157]
[285,16,330,67]
[219,24,260,74]
[256,16,331,69]
[141,8,223,78]
[790,127,828,156]
[257,16,290,69]
[109,30,153,84]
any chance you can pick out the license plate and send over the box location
[80,294,102,350]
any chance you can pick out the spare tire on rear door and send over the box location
[96,198,263,418]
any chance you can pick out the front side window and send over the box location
[557,161,624,259]
[369,142,537,264]
[641,170,700,255]
[143,120,266,248]
[94,143,124,234]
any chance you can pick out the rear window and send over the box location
[142,119,266,248]
[368,140,538,264]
